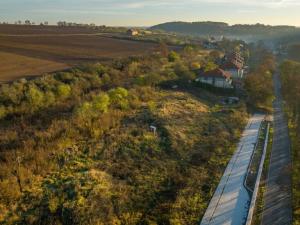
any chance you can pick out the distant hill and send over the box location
[150,21,300,42]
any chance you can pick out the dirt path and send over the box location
[261,73,292,225]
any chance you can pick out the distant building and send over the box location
[196,68,233,89]
[203,36,224,49]
[127,29,139,36]
[203,40,218,49]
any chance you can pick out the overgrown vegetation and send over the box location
[280,60,300,224]
[251,124,273,225]
[0,45,248,225]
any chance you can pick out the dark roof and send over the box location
[222,51,245,69]
[199,68,232,79]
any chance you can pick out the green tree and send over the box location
[244,71,273,107]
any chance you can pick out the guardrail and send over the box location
[245,123,270,225]
[244,121,264,193]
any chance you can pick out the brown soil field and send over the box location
[0,24,99,35]
[0,25,158,83]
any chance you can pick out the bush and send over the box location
[204,61,218,72]
[56,84,71,99]
[168,51,180,62]
[76,93,111,120]
[26,85,45,111]
[76,102,94,119]
[0,83,24,105]
[174,63,196,81]
[190,62,201,70]
[92,93,110,113]
[44,91,56,107]
[56,72,75,84]
[135,73,162,87]
[126,62,140,77]
[0,106,7,120]
[108,87,129,110]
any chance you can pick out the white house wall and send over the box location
[215,78,233,88]
[199,77,214,85]
[197,77,233,89]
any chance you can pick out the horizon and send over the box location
[1,20,300,28]
[1,0,300,27]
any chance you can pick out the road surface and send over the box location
[200,114,265,225]
[261,73,292,225]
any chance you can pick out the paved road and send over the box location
[200,114,265,225]
[261,73,293,225]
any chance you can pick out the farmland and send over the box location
[0,25,158,83]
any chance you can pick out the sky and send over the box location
[0,0,300,27]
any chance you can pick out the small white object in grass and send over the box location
[150,125,157,134]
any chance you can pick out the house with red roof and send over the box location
[221,52,245,79]
[221,61,244,79]
[196,68,233,89]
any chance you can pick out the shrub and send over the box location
[174,63,196,80]
[76,102,94,119]
[26,85,45,111]
[75,93,111,121]
[92,93,110,113]
[44,91,56,106]
[204,61,218,72]
[126,62,140,77]
[168,51,180,62]
[0,83,24,105]
[0,106,7,120]
[190,62,201,70]
[108,87,129,110]
[56,72,75,84]
[102,73,111,86]
[56,84,71,99]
